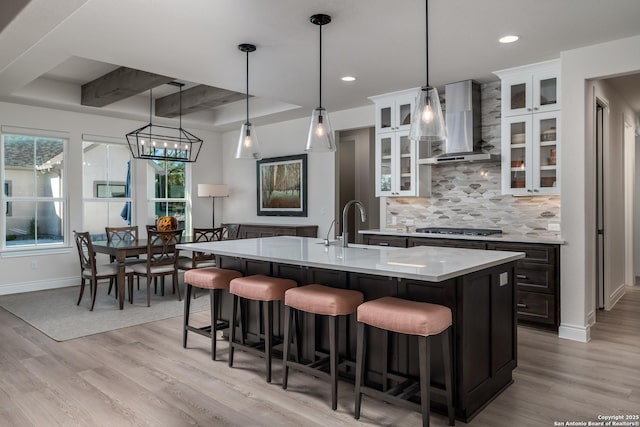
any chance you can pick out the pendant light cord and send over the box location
[246,49,250,123]
[149,88,153,124]
[425,0,429,87]
[318,23,323,109]
[179,85,182,130]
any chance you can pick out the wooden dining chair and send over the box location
[73,230,134,310]
[130,228,184,307]
[105,225,143,295]
[177,227,222,271]
[221,223,240,240]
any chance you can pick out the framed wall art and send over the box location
[256,154,307,216]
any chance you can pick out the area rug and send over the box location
[0,283,208,342]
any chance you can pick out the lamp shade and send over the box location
[409,86,447,142]
[236,122,261,159]
[197,184,229,198]
[306,14,336,153]
[305,107,335,152]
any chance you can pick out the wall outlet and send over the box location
[31,260,38,270]
[391,215,397,225]
[548,223,561,231]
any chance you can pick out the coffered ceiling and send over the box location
[1,0,640,132]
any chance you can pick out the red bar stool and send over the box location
[183,267,242,360]
[354,296,455,427]
[282,284,364,410]
[228,274,297,383]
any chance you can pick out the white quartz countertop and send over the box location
[359,229,565,245]
[177,236,525,282]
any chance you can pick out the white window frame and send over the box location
[81,136,134,239]
[1,126,69,253]
[147,159,191,231]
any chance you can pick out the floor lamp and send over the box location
[197,184,229,228]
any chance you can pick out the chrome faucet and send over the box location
[341,200,367,247]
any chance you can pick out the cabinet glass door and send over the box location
[379,136,393,193]
[533,71,559,113]
[534,112,559,193]
[398,134,413,194]
[509,120,528,191]
[379,106,392,132]
[396,99,413,131]
[510,82,527,111]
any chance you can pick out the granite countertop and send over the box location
[177,236,524,282]
[359,228,565,245]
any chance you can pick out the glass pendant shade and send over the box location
[235,43,261,160]
[236,121,261,159]
[306,13,335,153]
[305,107,335,152]
[409,85,447,142]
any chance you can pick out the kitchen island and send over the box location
[177,236,524,422]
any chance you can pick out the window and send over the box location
[1,130,67,249]
[82,140,133,240]
[148,160,189,230]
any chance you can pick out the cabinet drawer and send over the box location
[408,237,487,250]
[487,242,556,264]
[363,235,407,248]
[516,291,556,326]
[515,262,555,293]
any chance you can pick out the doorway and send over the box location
[595,100,607,309]
[336,128,379,243]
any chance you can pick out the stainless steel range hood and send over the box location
[421,80,499,165]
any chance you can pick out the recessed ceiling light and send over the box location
[499,35,519,44]
[341,76,356,82]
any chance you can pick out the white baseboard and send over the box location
[558,323,591,343]
[586,310,596,327]
[0,276,78,296]
[608,284,626,309]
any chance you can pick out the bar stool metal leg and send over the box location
[229,294,238,368]
[443,328,454,426]
[264,300,273,383]
[354,322,366,420]
[329,315,338,410]
[282,305,292,390]
[182,283,192,348]
[418,335,431,427]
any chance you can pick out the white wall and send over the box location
[221,105,374,239]
[0,101,222,295]
[560,34,640,342]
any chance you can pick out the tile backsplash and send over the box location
[386,81,561,239]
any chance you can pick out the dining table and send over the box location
[92,239,150,309]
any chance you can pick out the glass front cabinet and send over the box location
[375,130,416,196]
[495,60,560,195]
[370,88,429,197]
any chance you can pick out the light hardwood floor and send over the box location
[1,287,639,426]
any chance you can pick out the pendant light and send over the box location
[126,83,203,162]
[305,14,335,153]
[235,43,262,160]
[409,0,446,142]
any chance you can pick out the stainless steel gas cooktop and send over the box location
[414,227,502,236]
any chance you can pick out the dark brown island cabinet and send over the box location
[212,250,518,422]
[362,234,561,330]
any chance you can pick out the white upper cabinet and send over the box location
[495,60,560,195]
[370,88,429,197]
[496,59,560,117]
[371,89,417,134]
